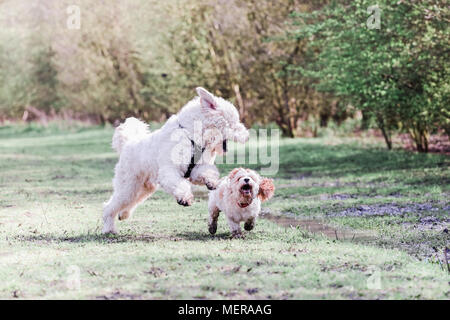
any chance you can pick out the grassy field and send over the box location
[0,123,449,299]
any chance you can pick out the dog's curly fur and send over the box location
[102,87,249,234]
[208,168,275,238]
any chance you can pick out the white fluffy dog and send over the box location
[208,168,275,238]
[103,87,249,234]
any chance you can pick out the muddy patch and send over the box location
[327,193,357,200]
[328,203,449,218]
[403,216,450,232]
[281,191,405,201]
[260,209,374,240]
[326,193,403,200]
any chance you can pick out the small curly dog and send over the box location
[208,168,275,238]
[103,87,249,234]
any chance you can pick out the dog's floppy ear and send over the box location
[258,178,275,202]
[196,87,217,110]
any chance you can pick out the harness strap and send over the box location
[178,122,205,178]
[184,140,205,178]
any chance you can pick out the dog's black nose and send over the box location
[244,178,250,183]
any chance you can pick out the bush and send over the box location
[290,0,450,151]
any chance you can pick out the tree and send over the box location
[167,0,340,137]
[290,0,450,151]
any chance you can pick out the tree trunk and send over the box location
[376,115,392,150]
[275,116,294,138]
[320,113,329,127]
[361,110,371,130]
[409,127,429,153]
[232,83,246,125]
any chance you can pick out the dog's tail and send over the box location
[112,117,150,155]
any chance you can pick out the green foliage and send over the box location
[28,44,61,113]
[167,0,344,137]
[0,1,164,122]
[0,0,447,149]
[290,0,450,151]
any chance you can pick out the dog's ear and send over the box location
[196,87,217,110]
[258,178,275,202]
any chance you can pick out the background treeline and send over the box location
[0,0,448,152]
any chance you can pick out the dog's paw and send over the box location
[177,199,190,206]
[244,220,255,231]
[102,227,118,235]
[206,181,217,191]
[176,192,194,207]
[103,230,118,236]
[118,210,130,221]
[208,222,217,235]
[102,217,117,234]
[231,230,244,239]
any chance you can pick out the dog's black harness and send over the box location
[178,122,205,178]
[178,121,227,179]
[184,139,206,178]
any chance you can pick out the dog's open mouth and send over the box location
[240,184,252,196]
[238,186,252,208]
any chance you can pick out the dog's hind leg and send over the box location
[103,178,144,234]
[118,181,157,221]
[102,197,124,234]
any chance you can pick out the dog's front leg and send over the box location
[226,216,243,239]
[158,166,194,206]
[208,205,220,235]
[244,217,255,231]
[190,164,220,190]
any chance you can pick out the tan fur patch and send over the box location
[258,178,275,202]
[219,186,225,200]
[229,168,242,180]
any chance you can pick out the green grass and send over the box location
[0,124,449,299]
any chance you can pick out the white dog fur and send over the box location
[208,168,275,238]
[103,87,249,234]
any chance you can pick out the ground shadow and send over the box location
[175,231,231,241]
[15,233,157,244]
[16,231,233,244]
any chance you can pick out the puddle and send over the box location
[260,210,374,241]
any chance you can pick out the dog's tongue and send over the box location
[238,202,250,208]
[238,195,252,208]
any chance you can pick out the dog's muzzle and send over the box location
[238,184,253,208]
[240,184,252,196]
